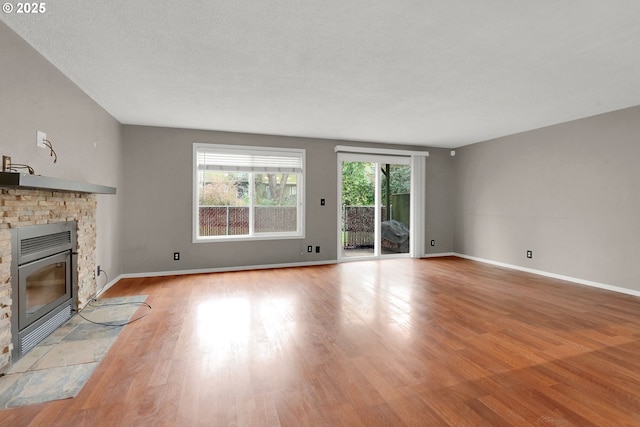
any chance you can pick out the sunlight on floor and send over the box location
[197,298,251,354]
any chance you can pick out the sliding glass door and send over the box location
[380,163,411,255]
[339,153,411,260]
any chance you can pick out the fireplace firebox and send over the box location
[10,221,78,360]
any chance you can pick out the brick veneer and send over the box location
[0,188,97,370]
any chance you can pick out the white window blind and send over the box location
[197,146,304,173]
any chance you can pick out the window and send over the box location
[194,143,305,241]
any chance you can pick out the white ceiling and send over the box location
[3,1,640,148]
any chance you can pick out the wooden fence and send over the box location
[199,206,297,236]
[342,206,389,248]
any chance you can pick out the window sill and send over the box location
[193,233,305,243]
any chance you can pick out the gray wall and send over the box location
[0,21,123,279]
[453,105,640,291]
[121,125,452,274]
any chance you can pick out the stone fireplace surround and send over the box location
[0,188,98,371]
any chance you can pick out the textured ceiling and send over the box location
[3,1,640,148]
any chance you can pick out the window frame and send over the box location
[193,143,306,243]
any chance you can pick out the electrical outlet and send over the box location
[430,240,435,247]
[320,198,325,206]
[174,252,180,261]
[96,265,101,276]
[315,246,320,253]
[37,130,46,148]
[526,250,533,259]
[2,155,10,172]
[307,245,313,253]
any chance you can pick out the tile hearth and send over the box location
[0,295,148,408]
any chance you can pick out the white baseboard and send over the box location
[422,252,455,258]
[95,274,124,297]
[118,259,339,281]
[100,254,640,300]
[452,253,640,298]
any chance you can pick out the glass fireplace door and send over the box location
[19,251,71,330]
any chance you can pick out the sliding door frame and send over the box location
[336,146,428,261]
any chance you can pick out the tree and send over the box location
[199,172,248,206]
[254,173,295,206]
[266,173,289,205]
[388,165,411,194]
[341,162,375,206]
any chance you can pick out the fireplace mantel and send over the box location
[0,172,116,194]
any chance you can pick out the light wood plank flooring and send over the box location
[3,257,640,426]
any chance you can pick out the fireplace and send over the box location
[10,221,78,360]
[1,178,114,370]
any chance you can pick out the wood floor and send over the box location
[3,257,640,426]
